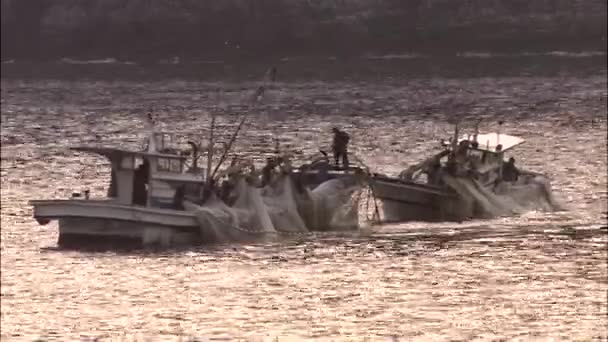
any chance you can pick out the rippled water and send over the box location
[1,58,607,341]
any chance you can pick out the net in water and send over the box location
[441,173,562,219]
[183,174,363,242]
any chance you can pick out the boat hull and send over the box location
[31,199,203,248]
[56,217,201,249]
[371,177,475,222]
[31,199,287,248]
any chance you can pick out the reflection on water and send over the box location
[1,60,607,340]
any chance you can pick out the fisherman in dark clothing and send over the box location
[132,159,150,205]
[269,66,277,83]
[260,157,277,187]
[331,127,350,169]
[502,157,520,182]
[218,177,236,205]
[172,185,186,210]
[425,158,443,185]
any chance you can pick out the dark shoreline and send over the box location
[2,0,606,63]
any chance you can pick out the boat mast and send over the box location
[497,120,504,179]
[209,82,267,181]
[474,118,482,143]
[146,112,157,153]
[497,120,503,147]
[206,90,219,183]
[451,122,459,152]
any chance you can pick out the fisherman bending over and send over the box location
[502,157,520,182]
[332,127,350,169]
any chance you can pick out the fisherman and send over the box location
[218,176,236,205]
[172,185,186,210]
[455,140,470,160]
[425,158,443,185]
[269,66,277,83]
[502,157,520,182]
[260,157,277,187]
[331,127,350,169]
[132,159,150,205]
[447,140,470,176]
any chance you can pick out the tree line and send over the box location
[1,0,605,60]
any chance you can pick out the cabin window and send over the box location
[120,156,135,169]
[134,157,144,169]
[468,150,482,167]
[157,158,182,173]
[156,135,165,150]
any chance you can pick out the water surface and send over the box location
[1,57,606,341]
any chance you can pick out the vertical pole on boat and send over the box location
[497,120,503,147]
[474,119,481,143]
[206,90,218,183]
[209,84,265,181]
[497,120,504,180]
[452,122,459,152]
[146,112,158,153]
[145,111,157,207]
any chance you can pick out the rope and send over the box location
[349,153,382,223]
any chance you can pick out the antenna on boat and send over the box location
[209,82,268,181]
[474,118,482,143]
[497,120,503,148]
[274,135,280,154]
[451,122,459,152]
[146,111,158,152]
[206,89,219,183]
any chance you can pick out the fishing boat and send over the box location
[29,128,365,248]
[370,123,559,222]
[29,128,214,248]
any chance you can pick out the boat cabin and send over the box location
[450,132,525,185]
[71,131,206,209]
[406,131,526,187]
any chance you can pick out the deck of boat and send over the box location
[30,199,199,227]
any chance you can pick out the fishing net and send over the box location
[303,178,361,230]
[183,173,363,243]
[493,174,562,212]
[441,173,561,219]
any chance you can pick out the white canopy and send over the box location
[460,133,525,153]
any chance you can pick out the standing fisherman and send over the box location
[331,127,350,169]
[502,157,520,182]
[260,157,277,187]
